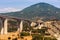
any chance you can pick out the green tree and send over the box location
[20,32,30,36]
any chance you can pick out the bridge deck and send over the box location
[0,15,31,22]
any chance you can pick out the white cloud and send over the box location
[0,7,21,13]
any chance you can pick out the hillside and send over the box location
[0,3,60,20]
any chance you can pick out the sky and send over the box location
[0,0,60,13]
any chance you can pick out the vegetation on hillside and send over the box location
[0,3,60,20]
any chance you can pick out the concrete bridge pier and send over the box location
[1,27,4,34]
[18,20,23,32]
[0,19,8,34]
[0,19,4,35]
[4,19,8,34]
[19,20,23,32]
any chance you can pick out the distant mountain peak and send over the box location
[0,2,60,20]
[32,2,55,8]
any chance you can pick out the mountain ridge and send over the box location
[0,3,60,21]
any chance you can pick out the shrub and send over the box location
[32,34,43,40]
[32,34,57,40]
[20,32,30,36]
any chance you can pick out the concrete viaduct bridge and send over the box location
[0,15,31,35]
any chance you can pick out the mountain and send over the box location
[0,3,60,21]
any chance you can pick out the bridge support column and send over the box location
[0,20,4,35]
[1,27,4,34]
[19,20,23,32]
[4,19,8,34]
